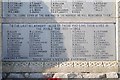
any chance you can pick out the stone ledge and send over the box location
[2,72,120,79]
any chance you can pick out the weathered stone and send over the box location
[99,74,106,78]
[117,72,120,78]
[7,73,24,78]
[29,73,46,78]
[67,73,83,78]
[53,73,68,78]
[106,72,118,78]
[83,73,106,78]
[43,73,54,78]
[23,73,30,78]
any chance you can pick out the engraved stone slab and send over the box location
[2,0,116,22]
[1,0,118,75]
[2,23,116,61]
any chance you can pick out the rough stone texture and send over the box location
[99,74,106,79]
[29,73,46,78]
[67,73,83,78]
[2,61,118,73]
[83,73,106,78]
[53,73,83,78]
[7,73,24,78]
[2,72,120,79]
[42,73,54,78]
[49,72,118,78]
[118,72,120,78]
[53,73,68,78]
[106,72,118,78]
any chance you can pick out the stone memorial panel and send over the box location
[2,0,115,22]
[2,23,116,61]
[1,0,118,78]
